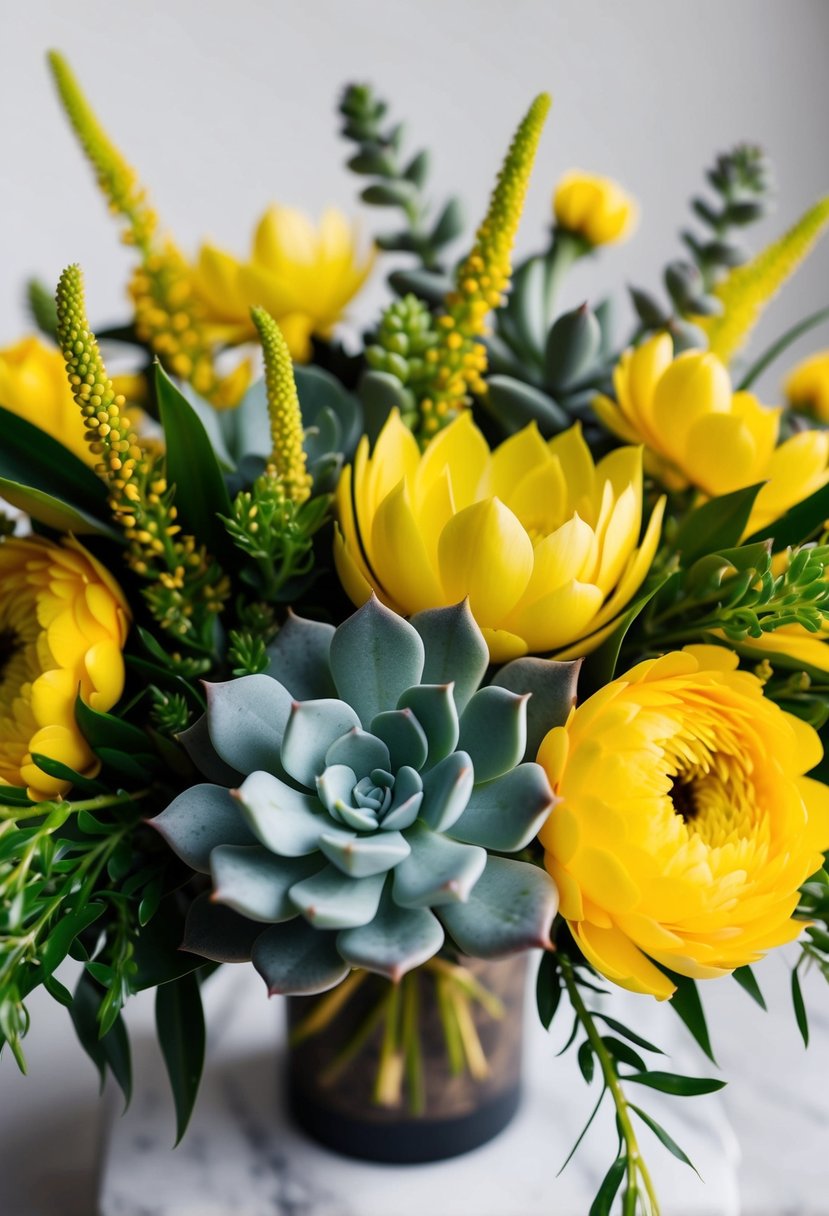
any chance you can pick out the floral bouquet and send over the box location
[3,51,829,1214]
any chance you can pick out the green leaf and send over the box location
[626,1071,725,1096]
[536,950,562,1029]
[629,1104,700,1176]
[594,1015,664,1055]
[791,967,809,1047]
[69,970,132,1106]
[30,752,105,795]
[580,574,670,692]
[75,695,152,755]
[155,972,206,1145]
[666,972,716,1063]
[673,483,764,564]
[0,404,107,516]
[601,1036,647,1072]
[577,1039,595,1084]
[732,965,767,1010]
[589,1157,626,1216]
[745,480,829,549]
[0,475,119,538]
[41,902,105,976]
[155,362,233,559]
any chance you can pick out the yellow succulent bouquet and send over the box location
[3,51,829,1216]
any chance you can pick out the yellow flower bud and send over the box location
[0,336,96,464]
[784,349,829,422]
[553,170,638,246]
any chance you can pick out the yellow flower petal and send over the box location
[438,498,534,627]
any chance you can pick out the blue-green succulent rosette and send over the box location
[154,597,572,995]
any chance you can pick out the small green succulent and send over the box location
[154,597,570,995]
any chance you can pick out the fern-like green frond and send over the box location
[699,196,829,364]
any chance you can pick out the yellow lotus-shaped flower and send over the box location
[595,334,829,535]
[0,536,130,801]
[0,336,93,465]
[553,171,638,246]
[334,411,665,663]
[191,205,374,362]
[538,645,829,999]
[785,349,829,423]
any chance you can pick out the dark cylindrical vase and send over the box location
[286,954,527,1164]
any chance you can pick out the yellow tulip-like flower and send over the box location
[785,350,829,423]
[553,171,638,246]
[192,205,374,362]
[335,411,665,662]
[0,536,130,802]
[0,336,95,465]
[538,645,829,999]
[595,333,829,535]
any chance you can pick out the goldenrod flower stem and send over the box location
[561,956,661,1215]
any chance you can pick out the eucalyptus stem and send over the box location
[561,956,660,1216]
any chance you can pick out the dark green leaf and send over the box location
[745,480,829,549]
[41,902,105,975]
[580,574,670,691]
[578,1039,595,1084]
[589,1157,626,1216]
[791,967,809,1047]
[69,970,132,1105]
[0,404,107,516]
[155,362,233,560]
[666,971,716,1063]
[75,695,152,754]
[536,950,563,1029]
[629,1104,700,1177]
[673,483,765,565]
[732,965,766,1010]
[0,476,118,538]
[594,1015,664,1055]
[601,1036,647,1072]
[156,972,206,1144]
[30,752,106,794]
[626,1071,725,1096]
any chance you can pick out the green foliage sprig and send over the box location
[340,83,464,275]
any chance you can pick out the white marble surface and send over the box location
[2,953,828,1216]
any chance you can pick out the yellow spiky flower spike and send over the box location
[699,195,829,364]
[56,264,229,639]
[250,307,312,504]
[48,51,247,408]
[418,92,551,438]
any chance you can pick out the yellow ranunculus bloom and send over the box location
[191,205,374,362]
[785,349,829,422]
[538,645,829,999]
[334,411,665,663]
[553,171,638,246]
[0,336,94,465]
[595,333,829,535]
[0,536,130,801]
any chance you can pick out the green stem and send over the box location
[542,230,585,330]
[737,305,829,392]
[561,956,660,1215]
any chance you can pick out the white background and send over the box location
[2,2,829,1213]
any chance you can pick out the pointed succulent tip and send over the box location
[228,788,242,802]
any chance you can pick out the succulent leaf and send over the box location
[418,751,475,833]
[319,828,411,877]
[410,600,489,714]
[205,675,292,775]
[253,919,350,995]
[370,708,429,770]
[325,727,391,774]
[491,656,582,758]
[235,771,327,856]
[392,821,486,908]
[182,893,263,963]
[210,845,319,923]
[265,611,336,699]
[337,891,445,981]
[380,765,424,831]
[289,865,387,929]
[439,856,558,957]
[449,763,556,851]
[397,684,460,767]
[486,375,570,438]
[328,595,425,727]
[152,785,254,874]
[281,699,362,786]
[177,715,243,787]
[457,686,529,782]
